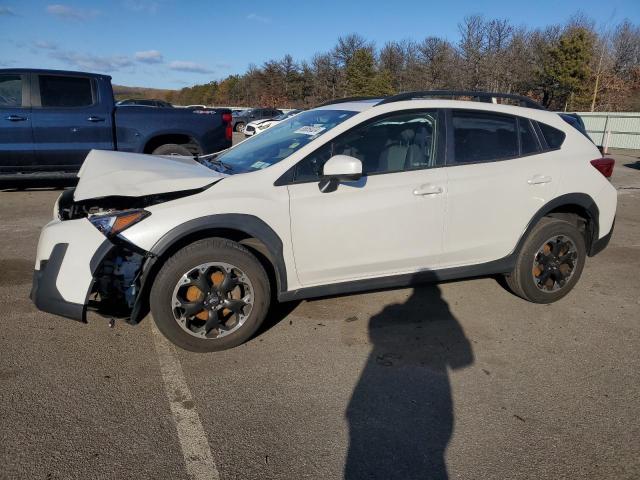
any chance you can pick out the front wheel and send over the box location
[505,217,586,303]
[150,238,271,352]
[234,122,245,133]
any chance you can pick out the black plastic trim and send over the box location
[589,218,614,257]
[129,214,287,324]
[30,243,86,322]
[278,256,515,302]
[376,90,545,110]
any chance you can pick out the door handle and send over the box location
[87,116,105,122]
[527,175,552,185]
[413,184,443,196]
[5,115,27,122]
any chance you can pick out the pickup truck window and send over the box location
[39,75,94,108]
[0,74,22,107]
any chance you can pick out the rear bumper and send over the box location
[589,218,614,257]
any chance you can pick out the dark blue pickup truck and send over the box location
[0,68,232,177]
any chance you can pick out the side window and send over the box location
[452,111,518,164]
[294,110,440,182]
[537,122,566,150]
[0,74,23,107]
[39,75,94,108]
[519,118,541,155]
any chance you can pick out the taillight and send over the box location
[222,112,232,141]
[590,158,615,178]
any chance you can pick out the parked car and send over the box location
[116,98,174,108]
[31,91,617,353]
[244,109,303,137]
[0,69,232,177]
[232,107,282,133]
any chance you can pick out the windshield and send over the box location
[216,109,356,173]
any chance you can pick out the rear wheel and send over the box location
[150,238,270,352]
[234,122,245,133]
[152,144,192,156]
[505,217,586,303]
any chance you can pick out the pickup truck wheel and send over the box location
[152,144,192,156]
[150,238,271,352]
[504,217,586,303]
[234,122,245,133]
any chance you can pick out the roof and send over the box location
[315,90,545,113]
[0,68,111,79]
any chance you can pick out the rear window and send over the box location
[452,111,518,163]
[519,118,541,155]
[39,75,94,108]
[537,122,566,150]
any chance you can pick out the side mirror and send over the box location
[319,155,362,193]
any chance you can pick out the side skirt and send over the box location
[277,255,515,302]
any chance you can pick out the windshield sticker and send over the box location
[250,161,270,169]
[288,142,300,149]
[294,125,326,136]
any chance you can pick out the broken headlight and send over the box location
[89,209,150,238]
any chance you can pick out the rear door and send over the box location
[0,73,34,172]
[442,109,559,266]
[31,73,114,171]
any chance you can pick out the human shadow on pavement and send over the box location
[345,284,474,480]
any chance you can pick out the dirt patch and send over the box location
[0,258,33,286]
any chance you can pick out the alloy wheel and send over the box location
[171,262,254,339]
[531,235,578,292]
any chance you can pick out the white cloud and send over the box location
[33,40,58,50]
[168,61,213,74]
[246,13,271,24]
[53,50,134,72]
[135,50,163,63]
[46,4,99,21]
[123,0,159,13]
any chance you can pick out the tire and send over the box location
[234,122,245,133]
[152,144,192,156]
[150,238,271,352]
[505,217,586,303]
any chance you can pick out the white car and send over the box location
[31,92,617,352]
[244,109,303,137]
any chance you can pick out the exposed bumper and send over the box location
[30,218,113,322]
[31,244,86,322]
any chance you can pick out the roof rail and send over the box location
[315,96,381,108]
[376,90,545,110]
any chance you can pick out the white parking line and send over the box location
[151,323,220,480]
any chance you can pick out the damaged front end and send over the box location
[55,186,206,324]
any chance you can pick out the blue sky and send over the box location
[1,0,639,89]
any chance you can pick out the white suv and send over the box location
[31,92,617,352]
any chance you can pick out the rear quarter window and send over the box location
[537,122,566,150]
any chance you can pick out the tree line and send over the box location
[164,14,640,112]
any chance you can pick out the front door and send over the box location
[0,73,34,172]
[288,110,447,286]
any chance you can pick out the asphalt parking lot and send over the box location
[1,145,639,479]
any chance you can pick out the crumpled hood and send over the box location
[74,150,227,201]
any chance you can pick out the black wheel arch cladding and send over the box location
[130,214,287,324]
